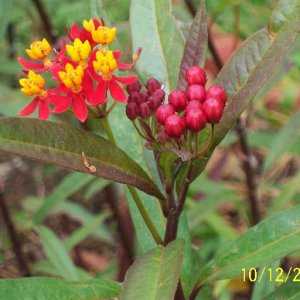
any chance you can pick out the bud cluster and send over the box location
[125,66,227,155]
[126,78,165,120]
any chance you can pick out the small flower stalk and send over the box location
[18,18,140,122]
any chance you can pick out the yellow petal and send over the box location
[41,38,51,54]
[26,49,37,59]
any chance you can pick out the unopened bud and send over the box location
[186,84,206,102]
[185,109,207,132]
[206,86,227,104]
[203,98,224,123]
[185,66,206,86]
[126,80,142,94]
[139,102,151,118]
[165,115,185,138]
[156,104,175,125]
[126,102,139,120]
[168,89,187,112]
[146,78,161,94]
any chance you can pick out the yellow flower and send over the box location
[19,70,46,96]
[82,19,96,32]
[93,50,117,80]
[91,26,116,45]
[66,38,91,65]
[25,38,51,60]
[58,63,84,92]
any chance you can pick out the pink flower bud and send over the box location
[186,84,206,102]
[128,91,140,103]
[152,89,165,102]
[206,86,227,104]
[185,109,207,132]
[203,98,224,123]
[185,66,207,86]
[149,97,160,110]
[168,89,187,112]
[185,100,202,115]
[137,91,149,104]
[146,78,161,94]
[139,102,151,118]
[165,115,185,138]
[156,104,175,125]
[126,80,142,94]
[126,102,139,120]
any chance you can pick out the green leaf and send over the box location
[267,170,300,216]
[33,260,91,280]
[120,240,185,300]
[130,0,184,92]
[0,277,121,300]
[64,212,110,250]
[177,0,207,89]
[251,260,280,300]
[34,172,95,224]
[263,110,300,171]
[177,211,194,295]
[0,117,163,199]
[264,278,300,300]
[190,0,300,180]
[39,227,79,281]
[197,205,300,284]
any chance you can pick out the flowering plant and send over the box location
[0,0,300,300]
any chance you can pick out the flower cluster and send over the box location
[18,18,139,122]
[125,66,227,157]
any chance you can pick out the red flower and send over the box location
[18,39,66,73]
[89,50,137,105]
[52,63,93,122]
[67,18,102,47]
[19,71,63,120]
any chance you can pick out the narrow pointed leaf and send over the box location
[120,240,184,300]
[0,117,163,198]
[196,205,300,284]
[34,172,95,224]
[0,277,121,300]
[190,0,300,180]
[177,0,208,89]
[39,227,79,281]
[130,0,184,92]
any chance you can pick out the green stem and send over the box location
[99,116,163,245]
[128,186,163,244]
[99,117,116,144]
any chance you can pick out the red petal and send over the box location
[73,94,87,122]
[109,79,126,102]
[19,97,39,116]
[38,101,50,120]
[52,96,72,113]
[61,56,76,67]
[83,73,93,102]
[93,18,101,28]
[67,23,80,41]
[90,80,107,105]
[52,39,66,64]
[18,57,44,70]
[113,50,121,60]
[117,61,134,70]
[48,93,67,106]
[113,75,137,85]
